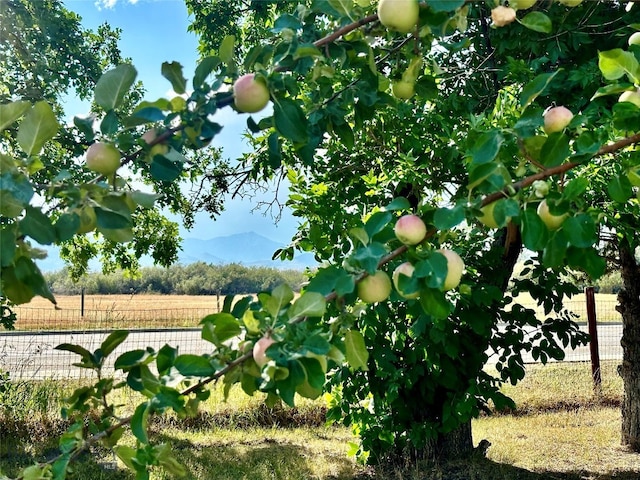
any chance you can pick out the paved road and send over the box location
[0,324,623,380]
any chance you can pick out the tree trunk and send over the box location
[618,240,640,450]
[423,421,474,461]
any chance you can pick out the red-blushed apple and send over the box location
[543,106,573,134]
[537,199,568,230]
[253,336,275,368]
[394,214,427,245]
[85,142,121,176]
[619,90,640,108]
[357,270,392,304]
[491,6,516,27]
[558,0,583,6]
[437,249,464,291]
[510,0,536,10]
[629,32,640,46]
[392,262,420,299]
[377,0,419,34]
[233,73,270,113]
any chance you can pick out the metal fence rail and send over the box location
[0,297,623,380]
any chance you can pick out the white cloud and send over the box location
[94,0,139,10]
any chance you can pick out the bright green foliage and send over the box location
[2,0,640,478]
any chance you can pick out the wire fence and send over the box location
[0,294,623,380]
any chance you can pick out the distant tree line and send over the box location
[45,263,307,296]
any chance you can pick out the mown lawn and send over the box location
[0,361,634,480]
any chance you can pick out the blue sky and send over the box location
[62,0,299,244]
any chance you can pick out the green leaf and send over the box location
[161,61,187,95]
[73,114,96,143]
[19,206,56,244]
[384,197,411,211]
[0,100,30,131]
[613,102,640,131]
[364,211,392,238]
[540,132,570,167]
[306,266,355,297]
[351,242,388,274]
[0,173,34,217]
[564,214,597,248]
[94,64,137,111]
[150,154,183,182]
[16,101,59,156]
[273,97,308,144]
[219,35,236,66]
[0,225,16,267]
[201,313,241,343]
[131,402,150,443]
[598,49,640,82]
[264,283,294,318]
[542,229,568,268]
[607,174,633,202]
[95,195,131,230]
[520,71,560,108]
[414,252,448,290]
[521,209,548,251]
[55,343,97,368]
[566,247,606,279]
[114,349,153,370]
[419,288,451,319]
[174,354,216,377]
[114,445,137,472]
[100,330,129,358]
[288,292,327,321]
[427,0,465,11]
[590,83,634,101]
[54,213,79,242]
[99,109,119,135]
[156,344,178,375]
[193,56,221,89]
[519,12,552,33]
[468,130,503,165]
[344,330,368,371]
[434,204,465,230]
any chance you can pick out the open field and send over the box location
[9,292,622,332]
[0,361,632,480]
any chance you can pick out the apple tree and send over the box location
[2,0,640,478]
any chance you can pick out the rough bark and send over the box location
[618,240,640,451]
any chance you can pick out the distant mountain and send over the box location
[35,232,316,272]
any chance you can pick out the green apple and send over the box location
[85,142,121,176]
[72,205,97,234]
[537,199,568,230]
[233,73,270,113]
[392,80,415,99]
[510,0,536,10]
[142,128,169,158]
[619,90,640,108]
[491,6,517,27]
[557,0,583,6]
[392,262,420,299]
[437,249,464,291]
[478,200,511,229]
[253,336,275,368]
[543,106,573,134]
[357,270,392,304]
[377,0,419,34]
[394,214,427,245]
[629,32,640,46]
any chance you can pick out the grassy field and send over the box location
[0,361,633,480]
[11,292,621,332]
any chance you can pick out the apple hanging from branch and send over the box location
[85,142,121,176]
[253,336,276,368]
[233,73,271,113]
[377,0,419,34]
[358,270,392,304]
[543,106,573,134]
[392,262,420,299]
[437,249,465,291]
[394,214,427,245]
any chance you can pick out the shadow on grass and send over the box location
[381,456,640,480]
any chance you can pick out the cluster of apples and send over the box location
[357,214,465,303]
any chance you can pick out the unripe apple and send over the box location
[392,80,415,99]
[619,90,640,108]
[142,128,169,158]
[377,0,420,34]
[233,73,270,113]
[85,142,121,176]
[72,205,97,234]
[478,201,511,229]
[557,0,583,6]
[629,32,640,46]
[394,214,427,245]
[357,270,392,304]
[543,106,573,134]
[537,199,568,230]
[437,249,464,291]
[253,336,275,368]
[491,6,517,27]
[510,0,536,10]
[392,262,420,299]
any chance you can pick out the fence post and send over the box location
[81,288,85,318]
[585,286,602,395]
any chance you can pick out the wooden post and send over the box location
[585,286,602,394]
[81,287,85,318]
